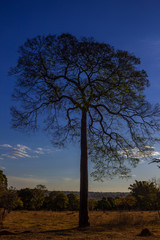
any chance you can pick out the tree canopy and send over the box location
[10,33,160,178]
[129,180,160,210]
[10,33,160,227]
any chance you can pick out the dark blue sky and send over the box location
[1,0,160,191]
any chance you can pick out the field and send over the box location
[1,210,160,239]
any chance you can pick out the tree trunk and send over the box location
[79,109,90,227]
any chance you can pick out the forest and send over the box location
[1,170,160,213]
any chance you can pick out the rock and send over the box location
[137,228,152,236]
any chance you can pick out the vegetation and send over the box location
[1,211,160,239]
[129,180,160,210]
[1,171,160,212]
[10,33,160,227]
[1,186,158,212]
[0,172,22,228]
[1,171,160,239]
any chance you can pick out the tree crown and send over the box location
[10,33,160,180]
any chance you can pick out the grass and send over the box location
[1,210,160,239]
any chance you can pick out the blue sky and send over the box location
[1,0,160,192]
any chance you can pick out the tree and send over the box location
[32,185,47,210]
[44,191,58,210]
[18,188,34,210]
[0,187,23,212]
[10,33,160,227]
[0,170,7,190]
[67,193,79,211]
[0,171,8,228]
[0,172,22,228]
[18,186,46,210]
[45,191,68,211]
[114,195,137,210]
[96,197,112,211]
[107,197,116,210]
[53,192,68,211]
[129,180,159,210]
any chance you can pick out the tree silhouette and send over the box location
[10,33,160,227]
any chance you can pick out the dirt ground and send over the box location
[1,211,160,240]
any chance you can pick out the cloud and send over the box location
[0,144,32,159]
[1,154,17,159]
[37,147,43,151]
[12,147,32,158]
[120,146,160,160]
[0,143,57,161]
[17,144,31,151]
[34,147,45,154]
[0,144,12,148]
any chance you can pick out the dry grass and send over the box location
[1,210,160,239]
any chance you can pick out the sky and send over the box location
[1,0,160,192]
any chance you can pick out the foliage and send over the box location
[107,197,116,209]
[0,170,7,189]
[0,187,23,211]
[114,195,137,210]
[18,185,47,210]
[32,185,48,210]
[129,180,160,210]
[67,193,79,211]
[0,181,159,212]
[95,197,112,211]
[0,172,22,212]
[18,188,34,210]
[44,191,69,211]
[0,172,22,229]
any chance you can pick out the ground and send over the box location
[1,211,160,239]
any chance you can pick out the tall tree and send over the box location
[10,33,160,227]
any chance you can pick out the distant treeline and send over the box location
[64,191,128,200]
[0,170,160,212]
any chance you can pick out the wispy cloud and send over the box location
[120,146,160,161]
[0,143,56,161]
[12,145,31,158]
[34,147,45,154]
[0,144,12,148]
